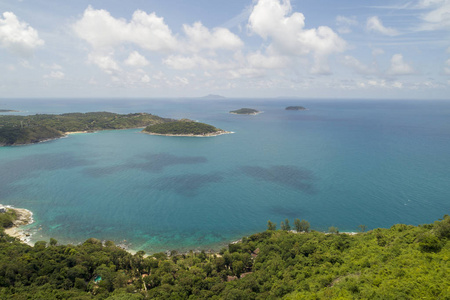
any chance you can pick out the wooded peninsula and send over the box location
[0,112,227,146]
[0,208,449,299]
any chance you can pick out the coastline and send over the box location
[142,130,234,137]
[64,131,91,135]
[2,205,34,245]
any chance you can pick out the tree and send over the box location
[358,225,367,233]
[267,220,276,231]
[328,226,339,234]
[50,238,58,246]
[284,219,291,231]
[295,219,310,232]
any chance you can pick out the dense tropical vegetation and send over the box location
[0,210,449,299]
[0,112,171,146]
[229,108,260,115]
[143,120,224,136]
[285,106,306,111]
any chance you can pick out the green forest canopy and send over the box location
[229,108,260,114]
[0,112,171,145]
[0,211,449,299]
[143,120,223,135]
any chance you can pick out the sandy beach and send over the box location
[64,131,91,135]
[2,206,34,245]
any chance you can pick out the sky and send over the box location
[0,0,450,99]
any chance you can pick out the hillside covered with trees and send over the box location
[0,112,171,146]
[0,211,449,299]
[229,108,260,115]
[143,120,226,136]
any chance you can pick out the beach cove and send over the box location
[0,98,449,253]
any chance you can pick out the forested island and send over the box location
[143,119,230,136]
[0,110,19,113]
[0,208,449,299]
[229,108,260,115]
[285,106,306,110]
[0,112,228,145]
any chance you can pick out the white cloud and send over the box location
[124,51,149,67]
[73,6,177,52]
[387,54,415,75]
[336,16,358,34]
[417,0,450,30]
[44,71,65,79]
[343,55,376,75]
[248,0,346,74]
[163,55,229,70]
[141,74,151,83]
[0,12,44,56]
[366,16,399,36]
[247,52,288,69]
[372,48,385,56]
[88,52,121,74]
[183,22,243,52]
[164,55,197,70]
[444,58,450,74]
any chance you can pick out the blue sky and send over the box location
[1,0,449,99]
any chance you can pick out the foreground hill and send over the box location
[0,112,171,146]
[0,210,449,299]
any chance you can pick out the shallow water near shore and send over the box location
[1,98,450,253]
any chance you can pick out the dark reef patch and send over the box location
[84,153,207,177]
[240,165,317,194]
[0,153,90,197]
[152,173,223,196]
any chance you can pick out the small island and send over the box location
[0,109,19,113]
[285,106,307,111]
[229,108,261,115]
[143,119,230,137]
[201,94,226,100]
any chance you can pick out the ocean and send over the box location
[0,98,449,253]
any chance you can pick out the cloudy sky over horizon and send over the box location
[1,0,450,99]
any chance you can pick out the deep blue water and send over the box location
[0,98,449,252]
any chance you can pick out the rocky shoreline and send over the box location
[2,205,34,244]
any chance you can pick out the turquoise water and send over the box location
[1,99,449,252]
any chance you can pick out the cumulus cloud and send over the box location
[88,52,121,74]
[0,12,44,56]
[336,16,358,34]
[247,51,289,69]
[73,6,177,52]
[183,22,243,52]
[342,55,376,75]
[163,55,229,70]
[124,51,149,67]
[366,16,399,36]
[44,71,65,79]
[248,0,346,74]
[445,58,450,74]
[372,48,385,56]
[387,54,415,75]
